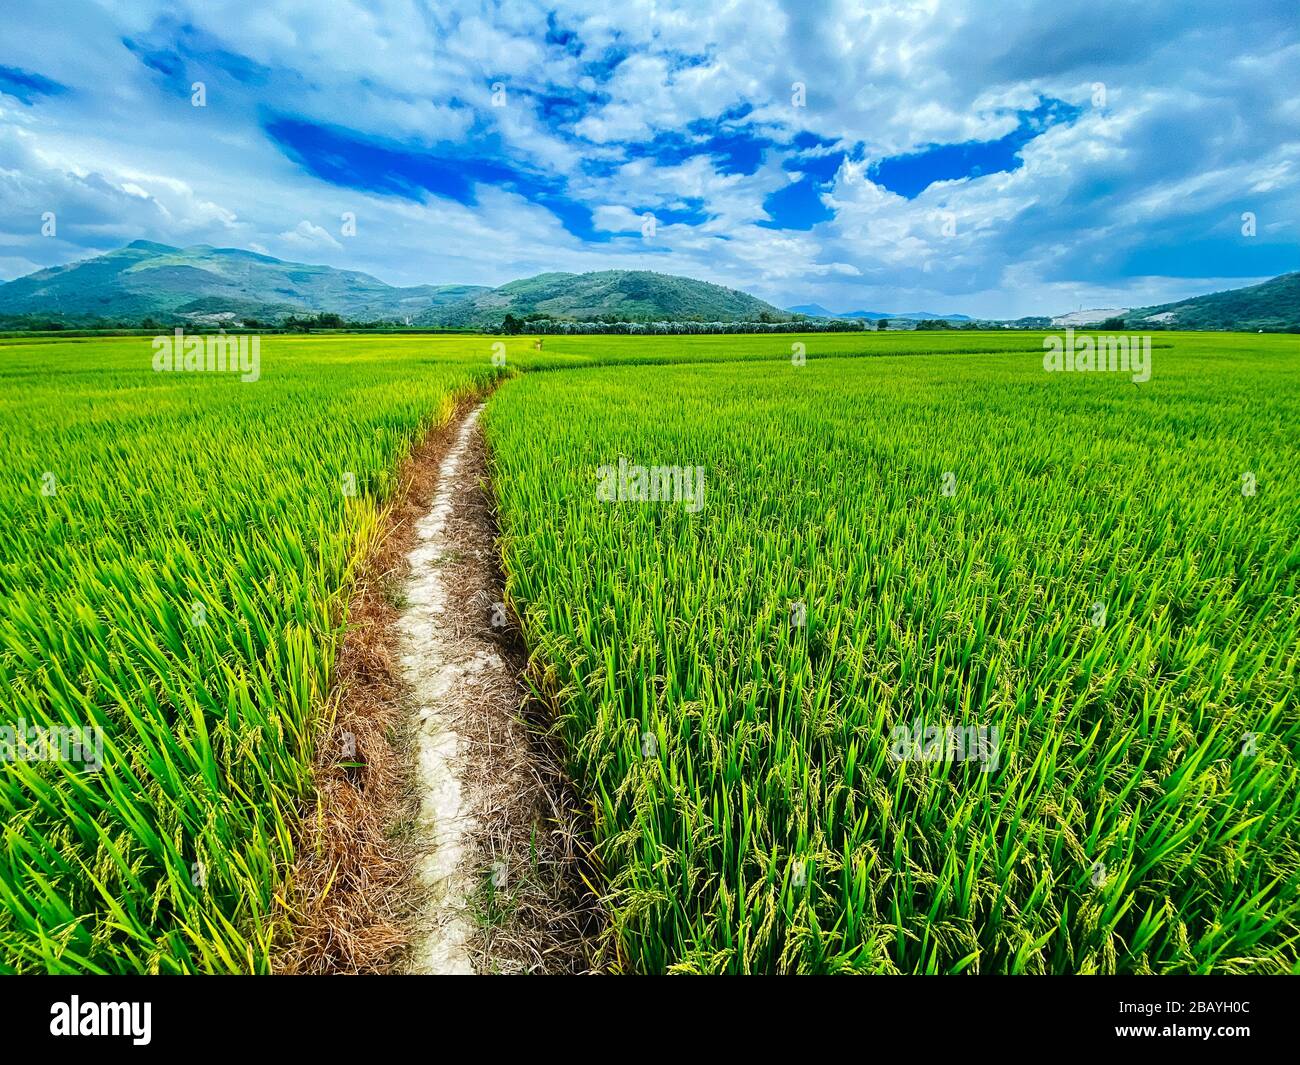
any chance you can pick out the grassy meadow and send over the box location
[1,328,1296,973]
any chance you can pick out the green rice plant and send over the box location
[0,334,502,972]
[3,327,1296,976]
[483,332,1300,973]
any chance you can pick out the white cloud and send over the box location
[0,0,1295,315]
[278,219,344,251]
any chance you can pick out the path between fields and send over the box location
[396,399,594,974]
[395,403,488,972]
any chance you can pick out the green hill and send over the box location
[0,241,486,325]
[1128,272,1300,331]
[12,240,1292,332]
[420,270,790,327]
[0,244,791,328]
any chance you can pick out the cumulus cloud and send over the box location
[0,0,1296,315]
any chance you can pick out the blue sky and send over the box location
[0,0,1297,317]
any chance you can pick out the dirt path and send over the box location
[395,404,489,972]
[396,402,596,975]
[277,393,596,975]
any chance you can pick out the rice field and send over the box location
[484,333,1300,973]
[0,335,499,973]
[1,329,1297,973]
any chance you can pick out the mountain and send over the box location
[0,241,488,325]
[11,240,1292,332]
[1126,273,1300,331]
[787,305,971,321]
[421,269,789,327]
[0,243,790,328]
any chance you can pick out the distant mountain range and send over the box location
[0,242,788,328]
[0,241,1294,331]
[788,304,973,321]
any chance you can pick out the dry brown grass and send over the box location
[273,403,465,974]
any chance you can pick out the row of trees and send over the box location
[499,314,889,335]
[911,319,987,330]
